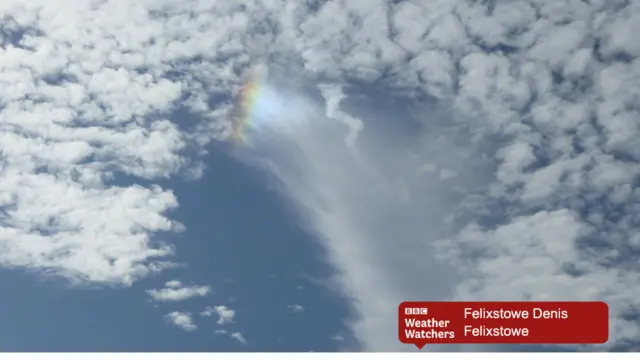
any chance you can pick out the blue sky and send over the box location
[0,147,355,351]
[0,0,639,353]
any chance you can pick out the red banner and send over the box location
[398,301,608,349]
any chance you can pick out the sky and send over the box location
[0,0,639,352]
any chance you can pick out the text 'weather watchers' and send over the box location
[398,301,608,349]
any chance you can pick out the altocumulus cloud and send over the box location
[0,0,638,352]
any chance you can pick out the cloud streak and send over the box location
[222,0,640,351]
[231,81,483,351]
[230,332,248,345]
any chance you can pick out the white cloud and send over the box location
[164,280,182,288]
[0,0,207,286]
[1,0,638,352]
[232,83,471,351]
[147,283,211,302]
[164,311,197,332]
[288,304,305,313]
[230,332,248,345]
[220,0,640,351]
[201,305,235,325]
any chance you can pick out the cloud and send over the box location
[221,0,640,351]
[164,280,182,288]
[232,81,472,351]
[215,329,250,346]
[201,305,235,325]
[214,329,249,347]
[164,311,197,332]
[230,332,248,345]
[147,283,211,302]
[288,304,305,313]
[0,0,210,286]
[1,0,638,352]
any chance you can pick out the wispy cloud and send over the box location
[288,304,305,313]
[230,332,248,345]
[233,83,471,351]
[221,0,640,351]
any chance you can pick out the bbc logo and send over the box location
[405,308,428,315]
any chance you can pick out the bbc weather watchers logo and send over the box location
[405,307,428,315]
